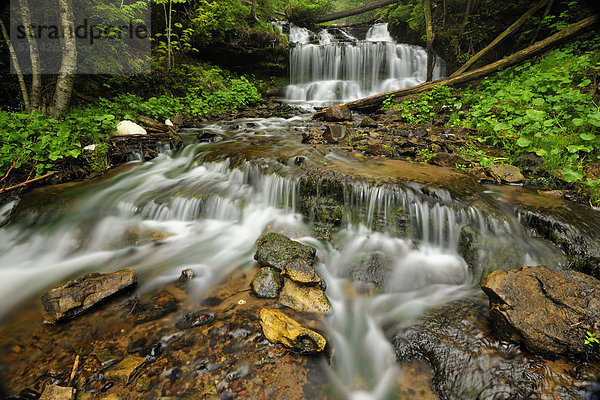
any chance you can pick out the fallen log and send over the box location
[0,171,57,194]
[451,0,550,77]
[340,15,598,112]
[315,0,398,24]
[325,16,383,28]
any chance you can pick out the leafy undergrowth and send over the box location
[0,68,262,186]
[383,47,600,205]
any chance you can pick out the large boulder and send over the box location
[481,265,600,356]
[254,233,316,271]
[41,269,137,324]
[259,308,326,354]
[323,124,351,144]
[392,297,594,400]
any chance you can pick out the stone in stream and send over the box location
[129,290,179,324]
[259,308,326,354]
[279,279,332,314]
[175,311,215,330]
[250,267,284,298]
[104,355,146,383]
[41,269,137,324]
[323,124,351,144]
[282,257,324,289]
[392,297,593,400]
[254,232,316,271]
[488,163,525,184]
[315,105,353,122]
[481,265,600,357]
[359,116,377,127]
[39,385,75,400]
[430,152,469,167]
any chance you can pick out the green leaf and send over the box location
[526,109,546,121]
[572,118,584,126]
[562,167,584,182]
[494,122,512,131]
[535,148,547,156]
[578,79,591,87]
[580,133,596,141]
[516,137,532,147]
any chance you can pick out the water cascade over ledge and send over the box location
[283,23,446,106]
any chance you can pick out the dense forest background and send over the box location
[0,0,599,203]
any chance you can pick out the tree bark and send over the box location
[0,171,57,195]
[49,0,77,117]
[529,0,554,45]
[451,0,550,77]
[339,15,598,112]
[0,20,30,110]
[18,0,42,111]
[423,0,434,81]
[315,0,398,24]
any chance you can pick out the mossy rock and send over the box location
[254,233,316,270]
[251,267,284,298]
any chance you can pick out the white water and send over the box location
[0,118,564,397]
[284,23,445,106]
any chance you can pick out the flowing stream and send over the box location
[0,22,594,399]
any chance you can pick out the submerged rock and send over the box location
[481,265,600,357]
[130,290,179,324]
[254,233,316,271]
[41,269,137,324]
[259,308,326,354]
[279,279,332,314]
[175,311,215,330]
[39,385,75,400]
[251,267,284,298]
[282,257,324,288]
[104,355,146,383]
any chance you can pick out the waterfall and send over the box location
[284,23,446,105]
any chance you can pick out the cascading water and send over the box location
[284,23,445,105]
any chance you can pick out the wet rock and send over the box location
[175,311,216,329]
[519,210,600,278]
[41,269,137,324]
[347,251,394,289]
[323,124,351,144]
[315,105,352,122]
[392,297,588,400]
[39,385,75,400]
[364,143,394,157]
[250,267,284,298]
[481,265,600,356]
[254,232,316,271]
[259,308,326,354]
[104,355,146,383]
[298,196,343,226]
[536,190,567,199]
[282,257,324,288]
[359,117,377,128]
[279,279,332,314]
[176,268,195,286]
[197,131,221,143]
[130,290,179,324]
[135,375,153,392]
[488,164,525,184]
[515,153,544,174]
[430,152,469,167]
[301,128,324,144]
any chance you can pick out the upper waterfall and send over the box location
[283,23,445,106]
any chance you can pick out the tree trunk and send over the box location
[423,0,434,81]
[451,0,549,77]
[49,0,76,117]
[251,0,257,20]
[18,0,42,111]
[0,20,30,110]
[315,0,398,24]
[339,15,598,112]
[529,0,554,45]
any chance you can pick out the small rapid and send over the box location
[0,117,569,398]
